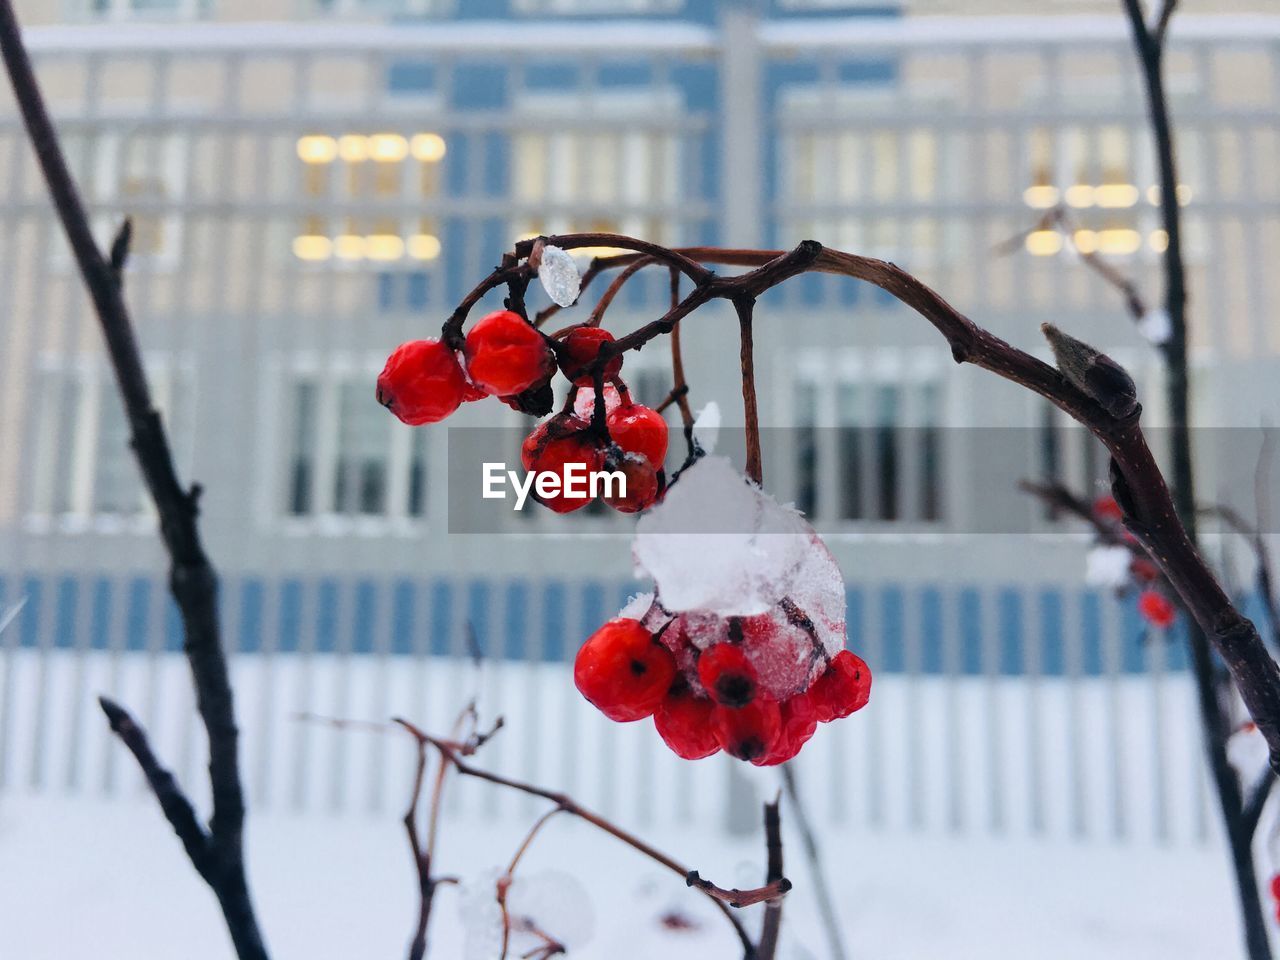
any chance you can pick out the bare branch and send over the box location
[756,799,786,960]
[780,765,847,960]
[98,697,216,883]
[392,718,760,959]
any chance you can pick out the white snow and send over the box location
[1137,309,1173,346]
[0,790,1246,960]
[691,402,720,455]
[1085,545,1133,589]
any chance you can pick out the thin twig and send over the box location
[735,296,763,487]
[392,718,760,959]
[780,765,847,960]
[0,5,266,957]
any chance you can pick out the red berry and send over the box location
[1270,874,1280,903]
[376,339,468,426]
[698,643,760,708]
[761,694,820,765]
[574,618,676,723]
[464,309,554,397]
[654,680,720,760]
[712,700,782,764]
[561,327,623,386]
[1094,495,1123,522]
[602,453,660,514]
[1138,590,1176,629]
[520,418,605,514]
[607,402,668,469]
[1130,557,1160,583]
[808,650,871,723]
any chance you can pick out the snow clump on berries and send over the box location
[632,455,844,644]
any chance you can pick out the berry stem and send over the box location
[734,295,763,487]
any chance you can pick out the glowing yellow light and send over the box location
[568,246,630,259]
[1025,230,1063,256]
[1146,184,1193,206]
[1095,183,1139,208]
[1073,229,1098,255]
[368,134,409,163]
[1064,184,1095,208]
[334,234,366,260]
[338,135,368,163]
[365,234,405,261]
[292,235,333,260]
[1149,229,1169,252]
[408,233,442,260]
[296,135,337,164]
[411,133,447,163]
[1022,185,1060,209]
[1097,229,1141,255]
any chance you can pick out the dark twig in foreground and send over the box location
[0,4,266,957]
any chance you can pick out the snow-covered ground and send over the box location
[0,790,1245,959]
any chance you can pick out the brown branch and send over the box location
[1154,0,1179,48]
[404,725,435,960]
[756,800,785,960]
[392,718,759,959]
[1243,768,1276,841]
[450,235,1280,774]
[734,296,763,487]
[0,5,266,957]
[498,807,565,960]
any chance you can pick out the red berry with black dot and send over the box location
[602,453,661,514]
[607,402,668,469]
[574,618,676,723]
[654,678,720,760]
[762,694,820,766]
[698,642,760,708]
[1138,590,1176,629]
[1094,495,1123,522]
[463,309,555,397]
[561,326,623,387]
[808,650,872,723]
[712,700,782,765]
[376,339,468,425]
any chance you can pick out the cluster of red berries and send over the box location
[1270,874,1280,925]
[573,614,871,766]
[377,311,669,514]
[1092,495,1176,630]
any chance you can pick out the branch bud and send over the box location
[1041,323,1138,419]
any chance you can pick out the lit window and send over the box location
[293,131,444,265]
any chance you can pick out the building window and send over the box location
[283,365,428,525]
[781,85,959,264]
[53,131,188,269]
[512,0,680,12]
[314,0,450,14]
[292,131,445,265]
[27,356,195,529]
[512,90,683,250]
[76,0,209,20]
[791,353,946,526]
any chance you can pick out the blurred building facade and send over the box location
[0,0,1278,678]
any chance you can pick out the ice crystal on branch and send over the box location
[537,244,582,307]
